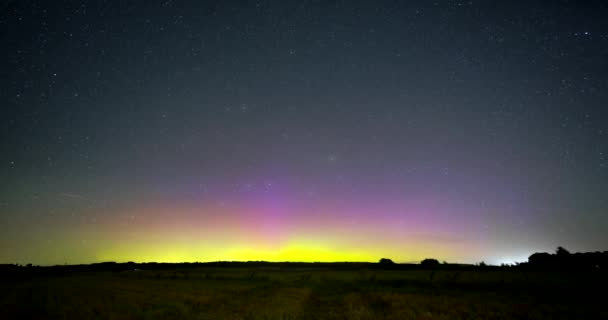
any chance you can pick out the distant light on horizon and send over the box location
[487,255,531,266]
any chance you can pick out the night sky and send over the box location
[1,1,608,266]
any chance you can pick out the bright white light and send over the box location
[489,254,530,266]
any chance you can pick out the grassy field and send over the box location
[1,266,606,319]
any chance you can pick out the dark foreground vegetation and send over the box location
[1,254,607,319]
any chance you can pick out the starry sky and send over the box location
[1,0,607,266]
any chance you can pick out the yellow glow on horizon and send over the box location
[93,234,464,264]
[96,238,377,263]
[70,204,480,265]
[222,240,377,262]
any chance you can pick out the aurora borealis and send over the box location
[1,1,608,266]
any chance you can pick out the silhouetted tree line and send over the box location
[1,260,477,277]
[526,247,608,270]
[5,247,606,277]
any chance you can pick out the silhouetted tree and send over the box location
[420,258,440,268]
[556,246,570,256]
[527,248,608,270]
[379,258,394,265]
[528,252,552,267]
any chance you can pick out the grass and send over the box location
[1,267,606,319]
